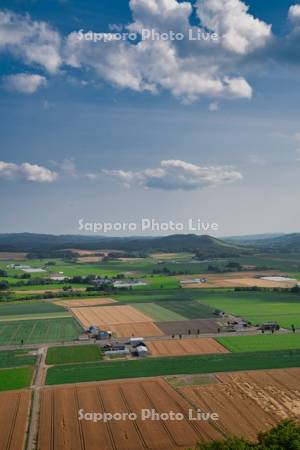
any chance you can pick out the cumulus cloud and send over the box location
[0,161,58,182]
[288,4,300,21]
[104,159,242,190]
[196,0,271,55]
[0,10,61,73]
[3,73,47,93]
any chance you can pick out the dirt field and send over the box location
[179,368,300,441]
[77,256,104,263]
[0,390,31,450]
[54,298,116,308]
[0,252,27,260]
[71,305,163,337]
[37,378,221,450]
[146,338,228,357]
[179,271,297,289]
[157,319,220,336]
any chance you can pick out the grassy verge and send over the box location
[0,366,33,391]
[217,333,300,352]
[46,349,300,385]
[46,345,102,365]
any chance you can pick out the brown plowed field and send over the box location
[0,390,31,450]
[157,319,220,335]
[0,252,27,260]
[146,338,228,357]
[55,298,116,308]
[179,368,300,441]
[37,378,222,450]
[71,305,163,337]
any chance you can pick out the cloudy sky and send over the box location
[0,0,299,236]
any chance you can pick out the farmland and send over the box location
[0,390,31,449]
[146,338,228,357]
[133,303,186,321]
[0,301,64,316]
[0,317,82,345]
[218,333,300,353]
[0,349,36,368]
[46,345,103,365]
[46,349,300,385]
[0,367,34,390]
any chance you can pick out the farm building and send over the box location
[136,345,149,357]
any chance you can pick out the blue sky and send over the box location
[0,0,299,236]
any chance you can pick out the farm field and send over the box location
[46,349,300,385]
[38,378,221,450]
[218,333,300,352]
[0,318,82,345]
[0,349,36,368]
[71,305,153,327]
[158,300,215,320]
[157,319,220,335]
[146,338,228,357]
[109,322,164,337]
[133,303,186,321]
[0,312,72,322]
[179,368,300,440]
[54,297,116,308]
[0,367,33,390]
[0,390,31,450]
[194,291,300,328]
[0,301,64,316]
[46,345,103,365]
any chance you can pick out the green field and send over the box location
[134,303,186,321]
[46,344,102,365]
[0,366,34,391]
[159,300,215,319]
[0,301,64,316]
[46,349,300,385]
[0,349,36,368]
[218,333,300,352]
[0,312,71,322]
[194,291,300,328]
[0,318,82,345]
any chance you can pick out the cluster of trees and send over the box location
[194,420,300,449]
[235,286,300,293]
[152,267,191,276]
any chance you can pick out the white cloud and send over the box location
[196,0,271,55]
[3,73,47,93]
[0,10,61,73]
[104,159,242,190]
[288,4,300,21]
[0,161,58,182]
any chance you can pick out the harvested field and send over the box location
[179,271,296,289]
[54,298,116,308]
[0,252,27,260]
[110,322,164,337]
[179,368,300,441]
[157,319,220,336]
[71,305,153,327]
[71,304,163,337]
[77,256,104,263]
[0,390,31,450]
[37,378,221,450]
[146,338,228,357]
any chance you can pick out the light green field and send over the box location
[218,333,300,352]
[134,303,186,321]
[195,291,300,328]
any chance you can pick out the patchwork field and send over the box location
[146,338,228,357]
[133,303,186,321]
[0,301,64,316]
[180,271,297,289]
[71,304,163,337]
[0,318,82,345]
[157,319,220,335]
[54,298,116,308]
[218,333,300,353]
[179,368,300,441]
[38,378,221,450]
[46,345,103,365]
[0,390,31,450]
[0,349,36,368]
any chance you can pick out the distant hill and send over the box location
[0,233,251,257]
[225,233,300,253]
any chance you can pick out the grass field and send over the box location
[0,318,82,345]
[46,344,102,365]
[0,301,64,316]
[133,303,186,321]
[0,312,71,322]
[0,366,33,391]
[159,300,215,319]
[218,333,300,352]
[194,291,300,328]
[46,349,300,385]
[0,349,36,368]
